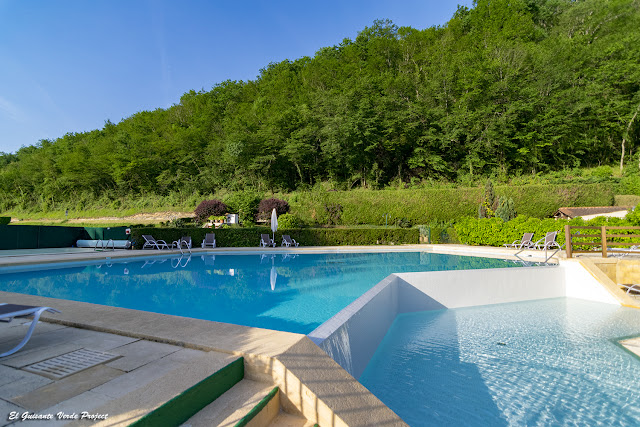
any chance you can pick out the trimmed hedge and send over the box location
[131,227,419,249]
[285,184,614,226]
[453,215,640,248]
[454,216,569,247]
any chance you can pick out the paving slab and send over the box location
[4,390,113,427]
[269,412,316,427]
[106,340,182,372]
[0,366,52,401]
[11,365,123,412]
[0,320,67,345]
[92,348,211,398]
[0,398,24,427]
[89,351,238,427]
[182,379,275,427]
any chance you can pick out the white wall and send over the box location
[311,261,621,378]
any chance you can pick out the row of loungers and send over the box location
[503,231,563,251]
[142,233,300,250]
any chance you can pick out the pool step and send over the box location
[131,357,245,426]
[181,380,279,426]
[268,412,317,427]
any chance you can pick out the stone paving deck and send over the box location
[0,318,235,426]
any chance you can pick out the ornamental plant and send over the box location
[258,198,290,220]
[194,199,228,223]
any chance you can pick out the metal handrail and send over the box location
[94,239,115,251]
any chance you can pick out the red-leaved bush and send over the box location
[194,199,228,222]
[258,198,290,220]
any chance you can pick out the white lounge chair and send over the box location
[282,235,299,247]
[504,233,534,249]
[260,234,275,248]
[201,233,216,248]
[142,235,169,250]
[534,231,563,251]
[1,304,60,357]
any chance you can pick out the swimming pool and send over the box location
[0,251,522,334]
[359,298,640,426]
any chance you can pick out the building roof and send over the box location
[553,206,631,219]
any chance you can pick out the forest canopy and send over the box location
[1,0,639,211]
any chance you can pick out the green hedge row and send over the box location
[454,216,569,247]
[286,184,615,226]
[453,214,640,248]
[131,227,419,249]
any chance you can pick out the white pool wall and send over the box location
[310,261,620,378]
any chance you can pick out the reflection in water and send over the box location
[1,252,527,334]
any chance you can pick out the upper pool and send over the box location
[0,251,524,334]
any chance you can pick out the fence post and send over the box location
[564,224,573,258]
[601,226,608,258]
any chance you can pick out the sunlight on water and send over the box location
[360,298,640,426]
[0,252,520,334]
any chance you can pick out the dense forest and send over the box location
[1,0,639,213]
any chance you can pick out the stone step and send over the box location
[268,412,317,427]
[181,379,277,427]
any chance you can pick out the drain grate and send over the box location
[24,348,119,379]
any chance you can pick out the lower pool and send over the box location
[359,298,640,426]
[0,251,521,334]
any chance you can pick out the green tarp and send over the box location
[0,225,129,250]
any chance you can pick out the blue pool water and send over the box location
[0,252,521,334]
[359,298,640,426]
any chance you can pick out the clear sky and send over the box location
[0,0,472,154]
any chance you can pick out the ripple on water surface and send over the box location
[359,298,640,426]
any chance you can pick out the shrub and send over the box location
[130,226,418,248]
[194,199,228,223]
[324,203,343,225]
[495,197,516,222]
[278,213,304,229]
[396,218,412,228]
[224,191,262,224]
[454,215,569,247]
[258,198,290,220]
[0,217,10,225]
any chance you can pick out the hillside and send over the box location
[0,0,639,214]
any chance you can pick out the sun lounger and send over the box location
[534,231,563,251]
[0,304,60,357]
[142,235,169,250]
[620,283,640,295]
[260,234,275,248]
[281,235,299,247]
[201,233,216,248]
[504,233,534,249]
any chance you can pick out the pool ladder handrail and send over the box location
[94,239,115,251]
[177,239,192,255]
[171,253,191,268]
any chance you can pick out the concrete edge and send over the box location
[576,258,640,308]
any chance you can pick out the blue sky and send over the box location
[0,0,472,154]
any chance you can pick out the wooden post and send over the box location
[601,226,608,258]
[564,224,573,258]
